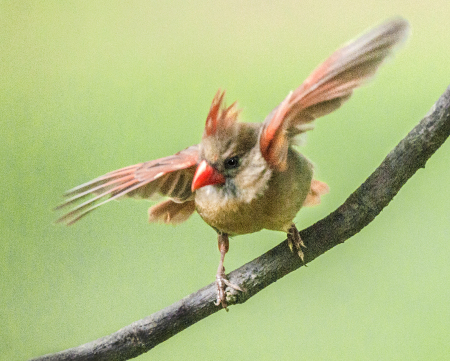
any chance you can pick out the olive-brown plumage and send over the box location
[56,19,409,308]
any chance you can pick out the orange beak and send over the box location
[191,160,226,191]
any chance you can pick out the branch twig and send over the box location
[32,86,450,361]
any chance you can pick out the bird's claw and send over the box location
[287,223,306,262]
[215,267,243,310]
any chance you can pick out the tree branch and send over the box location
[31,86,450,361]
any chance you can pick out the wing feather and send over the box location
[260,18,410,170]
[55,145,199,225]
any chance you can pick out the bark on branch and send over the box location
[32,86,450,361]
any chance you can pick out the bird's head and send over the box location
[192,90,261,193]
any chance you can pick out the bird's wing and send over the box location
[260,18,409,170]
[55,145,199,225]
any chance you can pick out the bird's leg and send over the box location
[287,223,306,262]
[215,232,243,310]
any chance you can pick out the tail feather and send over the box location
[303,180,330,207]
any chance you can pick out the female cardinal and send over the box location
[56,18,409,308]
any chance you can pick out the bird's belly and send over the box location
[195,195,269,235]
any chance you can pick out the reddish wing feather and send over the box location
[55,145,199,225]
[260,18,409,170]
[259,91,293,171]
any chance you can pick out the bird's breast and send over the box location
[194,149,313,235]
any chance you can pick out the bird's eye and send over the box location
[224,156,239,170]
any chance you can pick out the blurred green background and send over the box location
[2,1,449,360]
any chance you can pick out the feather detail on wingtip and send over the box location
[259,18,409,171]
[55,146,199,225]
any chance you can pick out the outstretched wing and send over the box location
[260,18,410,170]
[55,145,199,225]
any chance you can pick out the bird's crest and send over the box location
[203,90,240,138]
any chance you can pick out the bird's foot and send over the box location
[215,267,243,311]
[287,223,306,262]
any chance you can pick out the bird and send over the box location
[56,18,409,309]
